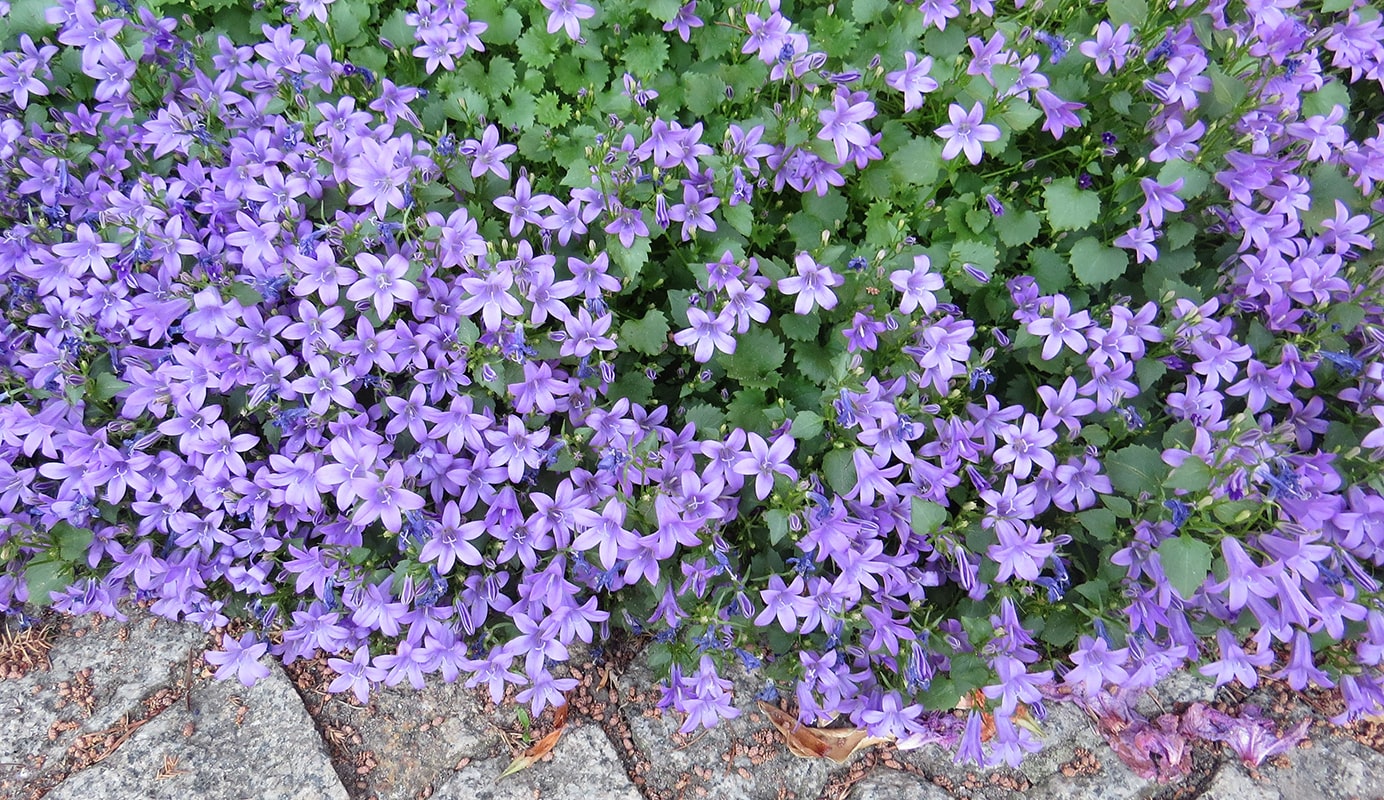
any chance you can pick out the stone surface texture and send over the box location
[43,658,348,800]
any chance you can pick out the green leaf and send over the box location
[964,207,991,235]
[1000,100,1043,133]
[765,509,790,546]
[1165,456,1213,493]
[1204,64,1247,119]
[1303,80,1351,121]
[1157,160,1210,199]
[609,237,651,284]
[1028,248,1071,293]
[1157,535,1213,601]
[24,558,73,607]
[1076,508,1116,542]
[1038,607,1079,647]
[1106,0,1148,26]
[683,403,724,434]
[950,239,998,274]
[517,28,557,69]
[791,411,823,441]
[1211,500,1260,526]
[226,282,263,308]
[719,202,751,237]
[921,678,962,711]
[822,449,857,495]
[645,0,682,21]
[624,33,670,76]
[851,0,890,24]
[534,92,569,127]
[1105,444,1168,498]
[793,340,843,383]
[328,0,371,45]
[1068,237,1129,286]
[620,310,669,356]
[1043,178,1101,232]
[472,0,522,44]
[726,328,786,389]
[683,72,727,117]
[995,209,1039,247]
[890,137,943,187]
[910,498,948,537]
[52,522,93,562]
[779,313,820,342]
[91,373,130,403]
[496,89,537,130]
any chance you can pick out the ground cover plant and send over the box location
[2,0,1384,777]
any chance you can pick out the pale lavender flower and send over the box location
[935,102,1001,165]
[541,0,595,40]
[885,52,938,112]
[205,632,271,687]
[777,252,843,314]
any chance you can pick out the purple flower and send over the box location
[1115,226,1158,264]
[328,645,387,703]
[1026,295,1092,360]
[889,254,942,315]
[347,252,418,320]
[541,0,595,40]
[673,307,736,362]
[205,632,271,687]
[1079,21,1133,74]
[860,691,923,739]
[935,102,1002,165]
[676,656,741,733]
[817,89,876,164]
[734,432,798,500]
[989,524,1055,582]
[777,252,843,314]
[885,52,938,112]
[662,2,703,42]
[1065,635,1130,695]
[666,184,719,241]
[1199,629,1273,688]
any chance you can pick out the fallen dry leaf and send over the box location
[757,702,888,763]
[496,698,572,782]
[496,727,565,781]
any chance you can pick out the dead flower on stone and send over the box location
[757,702,889,763]
[155,754,188,780]
[496,701,570,781]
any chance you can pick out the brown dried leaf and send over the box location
[757,702,887,764]
[496,726,566,781]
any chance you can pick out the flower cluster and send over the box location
[2,0,1384,774]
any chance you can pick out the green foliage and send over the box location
[1043,178,1102,232]
[1157,535,1213,601]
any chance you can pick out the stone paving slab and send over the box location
[0,613,202,798]
[44,657,348,800]
[284,672,492,800]
[433,726,643,800]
